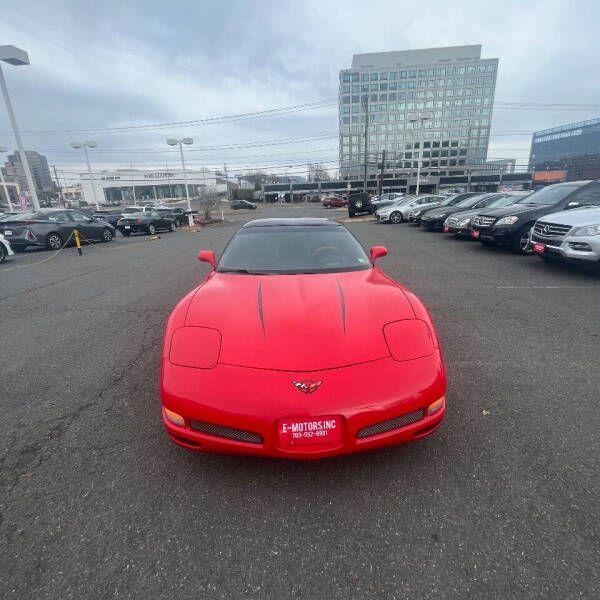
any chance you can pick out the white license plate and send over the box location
[124,225,131,229]
[4,230,12,236]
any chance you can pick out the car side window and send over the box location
[48,212,71,222]
[70,212,89,221]
[566,183,600,207]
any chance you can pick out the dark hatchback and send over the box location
[117,211,177,236]
[0,208,115,251]
[471,180,600,253]
[420,193,497,230]
[409,192,480,225]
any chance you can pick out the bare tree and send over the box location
[197,186,220,221]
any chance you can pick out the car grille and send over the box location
[533,222,572,237]
[531,234,563,247]
[356,409,424,439]
[189,420,263,444]
[473,215,496,227]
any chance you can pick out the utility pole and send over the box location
[223,163,231,203]
[377,149,386,197]
[362,96,369,193]
[52,164,63,206]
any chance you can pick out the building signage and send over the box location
[101,176,121,181]
[144,172,174,179]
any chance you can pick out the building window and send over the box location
[372,73,379,81]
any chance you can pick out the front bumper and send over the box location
[161,355,446,459]
[531,233,600,263]
[375,213,392,223]
[471,224,516,245]
[421,217,446,230]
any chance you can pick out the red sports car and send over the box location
[160,218,446,459]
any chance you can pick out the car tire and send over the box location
[512,226,532,254]
[170,222,177,232]
[102,228,113,243]
[390,211,403,224]
[148,224,156,235]
[0,243,6,263]
[348,210,355,218]
[46,232,63,251]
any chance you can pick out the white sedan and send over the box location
[0,232,15,263]
[376,195,445,224]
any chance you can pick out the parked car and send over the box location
[117,211,177,236]
[322,195,347,208]
[154,206,189,226]
[408,193,480,224]
[531,206,600,267]
[347,191,374,217]
[0,209,115,251]
[93,209,123,228]
[421,193,500,231]
[375,196,415,223]
[371,192,404,210]
[160,217,446,458]
[0,232,14,263]
[231,199,257,210]
[378,195,445,224]
[471,180,600,254]
[442,192,530,236]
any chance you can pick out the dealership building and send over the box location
[529,117,600,182]
[338,45,499,191]
[79,168,252,205]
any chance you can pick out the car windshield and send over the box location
[455,195,491,209]
[217,225,371,274]
[516,185,580,205]
[487,195,517,208]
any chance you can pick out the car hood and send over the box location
[476,203,544,218]
[538,207,600,226]
[184,269,416,371]
[422,205,461,218]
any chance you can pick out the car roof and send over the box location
[242,218,339,228]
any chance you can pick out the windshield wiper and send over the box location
[218,268,274,275]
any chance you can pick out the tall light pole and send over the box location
[0,146,13,211]
[167,137,194,226]
[409,112,432,195]
[70,141,99,209]
[0,45,40,210]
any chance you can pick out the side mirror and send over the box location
[567,201,580,209]
[198,250,216,269]
[369,246,388,264]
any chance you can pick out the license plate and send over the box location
[4,230,12,236]
[471,230,480,239]
[533,242,546,254]
[278,415,343,447]
[124,225,131,229]
[443,225,449,233]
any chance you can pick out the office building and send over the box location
[338,45,499,190]
[3,150,54,202]
[529,117,600,181]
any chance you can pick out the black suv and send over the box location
[471,180,600,254]
[347,192,374,218]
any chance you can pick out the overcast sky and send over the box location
[0,0,599,182]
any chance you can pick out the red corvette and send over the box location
[160,218,446,459]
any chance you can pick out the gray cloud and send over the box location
[0,0,599,178]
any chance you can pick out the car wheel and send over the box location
[513,226,532,254]
[46,232,63,250]
[348,210,355,218]
[170,222,177,232]
[390,211,403,224]
[0,244,6,263]
[148,224,156,235]
[102,228,113,243]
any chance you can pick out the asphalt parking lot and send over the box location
[1,202,599,599]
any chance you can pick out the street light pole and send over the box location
[167,137,194,226]
[0,46,40,210]
[0,146,13,211]
[409,112,433,195]
[70,141,99,210]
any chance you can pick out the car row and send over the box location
[374,180,600,269]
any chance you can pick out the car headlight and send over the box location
[572,224,600,236]
[495,215,519,225]
[383,320,436,362]
[457,217,471,227]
